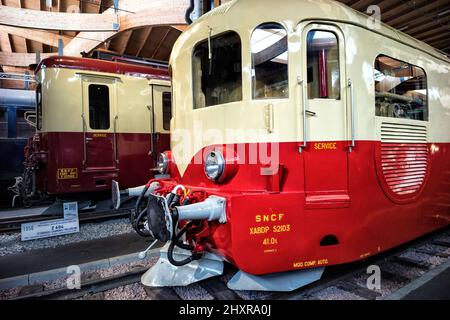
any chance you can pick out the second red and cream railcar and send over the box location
[13,56,172,206]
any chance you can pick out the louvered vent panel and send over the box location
[380,122,428,196]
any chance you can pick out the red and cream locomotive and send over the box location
[11,56,171,208]
[122,0,450,291]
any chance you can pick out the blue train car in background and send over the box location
[0,87,36,207]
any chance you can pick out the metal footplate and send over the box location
[141,243,224,287]
[227,267,325,292]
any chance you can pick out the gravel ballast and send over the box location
[0,257,158,300]
[0,218,133,256]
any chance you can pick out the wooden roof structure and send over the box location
[0,0,449,80]
[339,0,450,55]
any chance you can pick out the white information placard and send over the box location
[21,218,79,241]
[21,201,80,241]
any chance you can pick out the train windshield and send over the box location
[192,31,242,108]
[251,23,288,99]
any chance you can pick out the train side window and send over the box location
[306,30,340,99]
[88,84,110,130]
[36,83,42,130]
[162,92,172,130]
[251,23,288,99]
[192,31,242,108]
[374,55,428,121]
[0,108,6,138]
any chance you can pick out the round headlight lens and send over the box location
[156,152,169,174]
[204,150,225,181]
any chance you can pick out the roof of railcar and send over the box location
[172,0,450,65]
[36,56,170,80]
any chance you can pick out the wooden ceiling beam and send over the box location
[150,28,171,59]
[126,27,151,56]
[379,0,429,23]
[414,24,450,41]
[386,0,448,27]
[0,0,11,53]
[116,30,133,55]
[3,0,27,53]
[63,0,189,56]
[350,0,383,12]
[406,15,450,36]
[172,25,188,32]
[424,32,450,44]
[0,52,54,67]
[0,25,72,47]
[0,32,12,52]
[428,38,449,49]
[0,4,117,31]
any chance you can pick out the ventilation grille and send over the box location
[380,122,427,143]
[380,122,428,196]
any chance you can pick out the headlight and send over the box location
[156,152,169,174]
[204,150,225,181]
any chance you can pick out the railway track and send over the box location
[11,267,147,300]
[9,226,450,300]
[0,207,132,233]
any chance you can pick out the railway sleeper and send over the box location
[335,281,382,300]
[414,248,450,258]
[393,256,432,270]
[432,240,450,248]
[143,286,181,300]
[199,277,242,300]
[379,269,413,284]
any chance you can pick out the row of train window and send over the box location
[36,84,172,131]
[192,24,428,121]
[0,108,35,139]
[87,85,172,131]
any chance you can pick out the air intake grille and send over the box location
[380,122,428,196]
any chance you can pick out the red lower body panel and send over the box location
[163,140,450,274]
[36,132,169,195]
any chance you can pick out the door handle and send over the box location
[298,77,307,153]
[265,104,274,133]
[85,137,93,142]
[348,78,356,153]
[305,110,316,117]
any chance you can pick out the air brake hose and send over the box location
[168,221,203,266]
[132,184,151,237]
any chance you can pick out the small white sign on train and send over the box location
[63,201,78,220]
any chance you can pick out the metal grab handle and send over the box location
[24,111,37,128]
[348,78,356,153]
[147,104,155,156]
[81,114,87,167]
[265,104,274,134]
[113,115,119,165]
[298,77,307,152]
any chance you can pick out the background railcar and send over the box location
[131,0,450,290]
[12,56,171,207]
[0,90,35,207]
